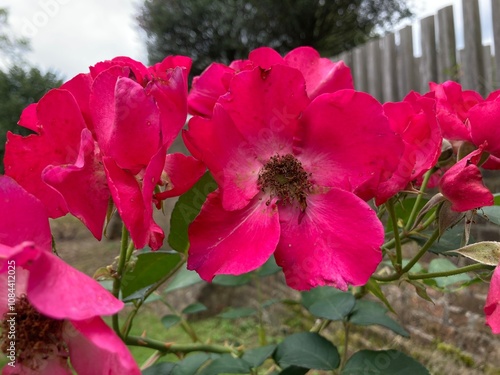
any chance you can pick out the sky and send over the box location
[0,0,494,79]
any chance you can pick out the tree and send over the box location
[137,0,413,76]
[0,9,63,173]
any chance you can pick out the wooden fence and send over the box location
[333,0,500,101]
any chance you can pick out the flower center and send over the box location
[1,295,68,370]
[258,153,312,210]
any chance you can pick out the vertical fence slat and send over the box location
[366,39,383,100]
[398,25,416,98]
[352,45,368,92]
[381,33,398,101]
[420,15,438,93]
[437,6,457,82]
[462,0,485,94]
[492,0,500,88]
[483,45,494,94]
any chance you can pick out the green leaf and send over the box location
[480,205,500,225]
[274,332,340,370]
[411,225,473,255]
[161,314,181,329]
[427,258,471,288]
[307,292,356,321]
[301,286,343,309]
[213,274,252,286]
[218,307,257,319]
[349,300,409,337]
[143,362,177,375]
[121,251,182,299]
[173,353,213,375]
[406,280,434,303]
[165,266,204,293]
[256,255,282,277]
[366,278,396,314]
[122,286,161,304]
[182,303,207,315]
[341,350,430,374]
[241,345,276,368]
[197,354,251,375]
[447,241,500,266]
[168,172,217,252]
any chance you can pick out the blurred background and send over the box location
[0,0,494,170]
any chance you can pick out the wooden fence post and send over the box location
[437,6,458,83]
[398,25,416,98]
[382,33,398,101]
[420,15,438,93]
[462,0,485,94]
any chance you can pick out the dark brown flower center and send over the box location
[1,295,67,370]
[258,153,312,210]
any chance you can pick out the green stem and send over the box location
[340,322,350,372]
[373,228,441,282]
[408,263,492,280]
[112,225,130,338]
[400,228,440,274]
[125,240,136,263]
[386,199,403,269]
[126,336,236,355]
[405,169,433,231]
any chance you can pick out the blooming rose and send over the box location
[4,56,204,249]
[0,175,139,374]
[184,57,404,290]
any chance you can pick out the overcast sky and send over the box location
[0,0,493,79]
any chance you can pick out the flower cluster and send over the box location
[3,56,205,250]
[2,46,500,372]
[0,176,140,374]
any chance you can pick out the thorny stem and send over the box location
[408,263,492,280]
[126,336,237,355]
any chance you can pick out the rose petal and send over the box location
[297,90,404,200]
[439,147,493,212]
[4,89,87,217]
[43,129,109,240]
[155,153,206,201]
[284,46,354,99]
[147,66,188,148]
[248,47,285,69]
[17,103,38,132]
[275,188,383,290]
[66,317,140,375]
[485,265,500,334]
[187,190,280,281]
[107,77,161,171]
[103,149,165,250]
[0,175,51,250]
[188,63,235,117]
[25,250,123,320]
[469,99,500,158]
[184,107,262,211]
